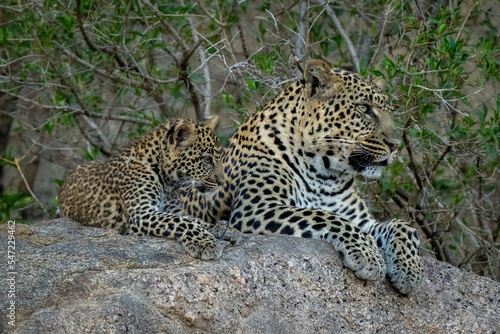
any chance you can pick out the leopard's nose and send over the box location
[384,139,400,153]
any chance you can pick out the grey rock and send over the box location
[1,219,499,334]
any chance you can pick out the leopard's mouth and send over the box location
[348,150,389,172]
[378,158,389,166]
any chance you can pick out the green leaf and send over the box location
[247,79,261,91]
[84,146,101,161]
[438,23,446,35]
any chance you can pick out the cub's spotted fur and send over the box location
[59,117,240,260]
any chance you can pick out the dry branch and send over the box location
[316,0,360,72]
[0,156,50,218]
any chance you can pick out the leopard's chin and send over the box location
[360,165,383,179]
[348,151,389,179]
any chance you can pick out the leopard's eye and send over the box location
[203,155,213,165]
[357,105,367,113]
[357,104,375,117]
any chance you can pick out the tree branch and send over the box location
[0,92,153,126]
[75,0,131,70]
[402,117,424,191]
[0,156,50,218]
[316,0,360,72]
[294,0,308,62]
[56,43,172,115]
[178,39,204,119]
[141,0,189,50]
[233,0,249,60]
[428,144,451,176]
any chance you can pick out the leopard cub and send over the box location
[59,117,240,260]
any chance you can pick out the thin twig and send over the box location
[316,0,360,72]
[428,144,451,176]
[368,4,394,69]
[270,0,300,17]
[0,91,153,125]
[178,39,204,119]
[0,157,50,218]
[56,43,172,114]
[456,1,475,41]
[76,0,129,69]
[196,0,227,27]
[141,0,189,50]
[51,60,113,155]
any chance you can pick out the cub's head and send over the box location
[163,116,221,183]
[301,59,400,178]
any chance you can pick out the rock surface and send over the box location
[1,219,499,334]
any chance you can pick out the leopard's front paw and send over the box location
[383,220,423,294]
[180,228,223,260]
[337,232,386,281]
[203,220,242,245]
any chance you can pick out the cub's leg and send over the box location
[121,166,239,260]
[127,212,223,260]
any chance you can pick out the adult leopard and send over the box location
[59,117,240,260]
[181,60,422,294]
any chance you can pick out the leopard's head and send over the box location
[163,116,222,184]
[301,59,400,178]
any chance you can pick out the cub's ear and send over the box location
[303,59,336,99]
[168,121,196,149]
[203,115,219,131]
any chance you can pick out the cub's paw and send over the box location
[180,228,223,260]
[383,220,423,294]
[202,220,242,245]
[337,231,386,281]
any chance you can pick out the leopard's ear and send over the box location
[168,120,196,149]
[371,75,387,91]
[303,59,337,99]
[202,115,219,131]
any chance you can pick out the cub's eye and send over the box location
[203,155,213,165]
[357,104,375,117]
